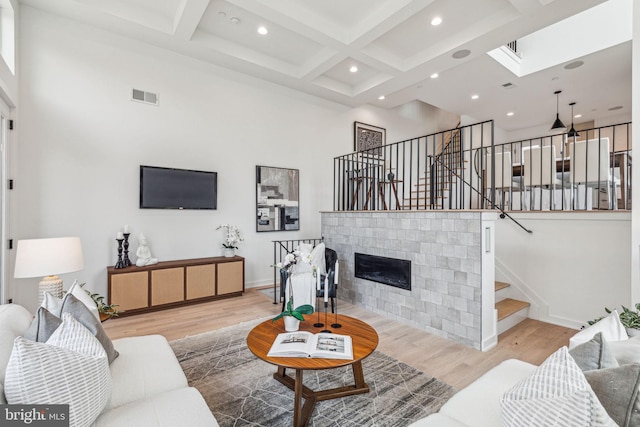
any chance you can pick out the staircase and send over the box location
[495,281,530,334]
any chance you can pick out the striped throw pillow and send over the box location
[500,347,616,427]
[4,313,111,427]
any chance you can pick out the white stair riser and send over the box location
[497,306,529,335]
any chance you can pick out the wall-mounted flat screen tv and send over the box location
[140,165,217,210]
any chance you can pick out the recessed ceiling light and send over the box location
[471,94,479,100]
[378,95,385,100]
[575,114,583,118]
[452,49,470,59]
[257,26,268,35]
[218,11,227,18]
[430,73,439,79]
[350,66,358,73]
[431,17,442,26]
[507,112,514,117]
[230,16,240,24]
[564,60,584,70]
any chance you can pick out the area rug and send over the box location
[170,318,455,427]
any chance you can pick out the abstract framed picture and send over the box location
[256,165,300,232]
[354,121,386,155]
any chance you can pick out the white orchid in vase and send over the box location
[217,224,243,250]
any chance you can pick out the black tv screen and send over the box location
[140,165,217,210]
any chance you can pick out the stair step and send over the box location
[495,281,510,292]
[496,298,530,321]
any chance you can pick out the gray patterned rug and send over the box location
[170,318,455,427]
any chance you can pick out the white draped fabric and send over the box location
[285,273,316,311]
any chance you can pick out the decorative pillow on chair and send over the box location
[568,332,619,371]
[584,363,640,427]
[42,292,119,363]
[310,242,326,277]
[4,313,111,427]
[23,306,62,342]
[569,310,628,349]
[500,347,616,427]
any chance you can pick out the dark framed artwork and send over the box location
[256,165,300,232]
[354,121,386,155]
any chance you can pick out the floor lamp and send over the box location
[14,237,84,304]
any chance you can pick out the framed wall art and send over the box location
[256,165,300,232]
[354,121,386,155]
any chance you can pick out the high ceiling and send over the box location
[19,0,632,131]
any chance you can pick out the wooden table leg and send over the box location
[293,369,303,427]
[378,182,388,210]
[352,361,366,388]
[390,180,401,208]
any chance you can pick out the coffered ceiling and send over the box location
[19,0,632,131]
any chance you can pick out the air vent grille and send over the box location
[132,89,159,106]
[502,82,515,89]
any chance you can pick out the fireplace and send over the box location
[354,253,411,291]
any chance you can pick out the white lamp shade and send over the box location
[14,237,84,278]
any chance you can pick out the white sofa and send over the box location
[411,310,640,427]
[0,303,218,427]
[409,359,537,427]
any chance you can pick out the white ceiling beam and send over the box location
[173,0,211,41]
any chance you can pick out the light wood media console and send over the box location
[107,256,244,316]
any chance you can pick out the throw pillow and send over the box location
[42,292,119,363]
[568,332,619,371]
[23,306,62,342]
[500,347,616,427]
[4,313,111,427]
[584,363,640,427]
[310,242,326,277]
[68,280,100,321]
[609,335,640,365]
[569,310,628,349]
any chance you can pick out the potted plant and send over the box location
[272,296,314,331]
[217,224,243,257]
[588,303,640,337]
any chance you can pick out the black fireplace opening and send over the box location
[354,253,411,291]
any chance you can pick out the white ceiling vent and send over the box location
[131,89,159,106]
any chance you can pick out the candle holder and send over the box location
[331,297,341,328]
[123,233,132,267]
[313,294,324,328]
[320,300,331,333]
[114,238,125,269]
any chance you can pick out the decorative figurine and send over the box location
[136,234,158,267]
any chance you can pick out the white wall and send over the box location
[496,212,631,329]
[632,0,640,304]
[11,6,444,312]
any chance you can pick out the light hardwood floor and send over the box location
[103,287,575,390]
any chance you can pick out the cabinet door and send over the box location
[186,264,216,299]
[151,268,185,306]
[111,271,148,311]
[217,261,244,295]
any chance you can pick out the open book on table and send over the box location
[267,331,353,360]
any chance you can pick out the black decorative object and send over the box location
[123,233,132,267]
[114,238,125,269]
[320,300,331,334]
[313,293,324,328]
[387,171,395,181]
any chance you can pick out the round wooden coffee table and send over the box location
[247,314,378,427]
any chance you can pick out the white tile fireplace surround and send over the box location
[321,211,497,350]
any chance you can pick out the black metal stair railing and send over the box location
[333,120,632,215]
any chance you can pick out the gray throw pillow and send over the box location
[23,306,62,342]
[45,292,119,364]
[569,332,619,371]
[584,363,640,427]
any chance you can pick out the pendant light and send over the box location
[550,90,566,130]
[567,102,579,137]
